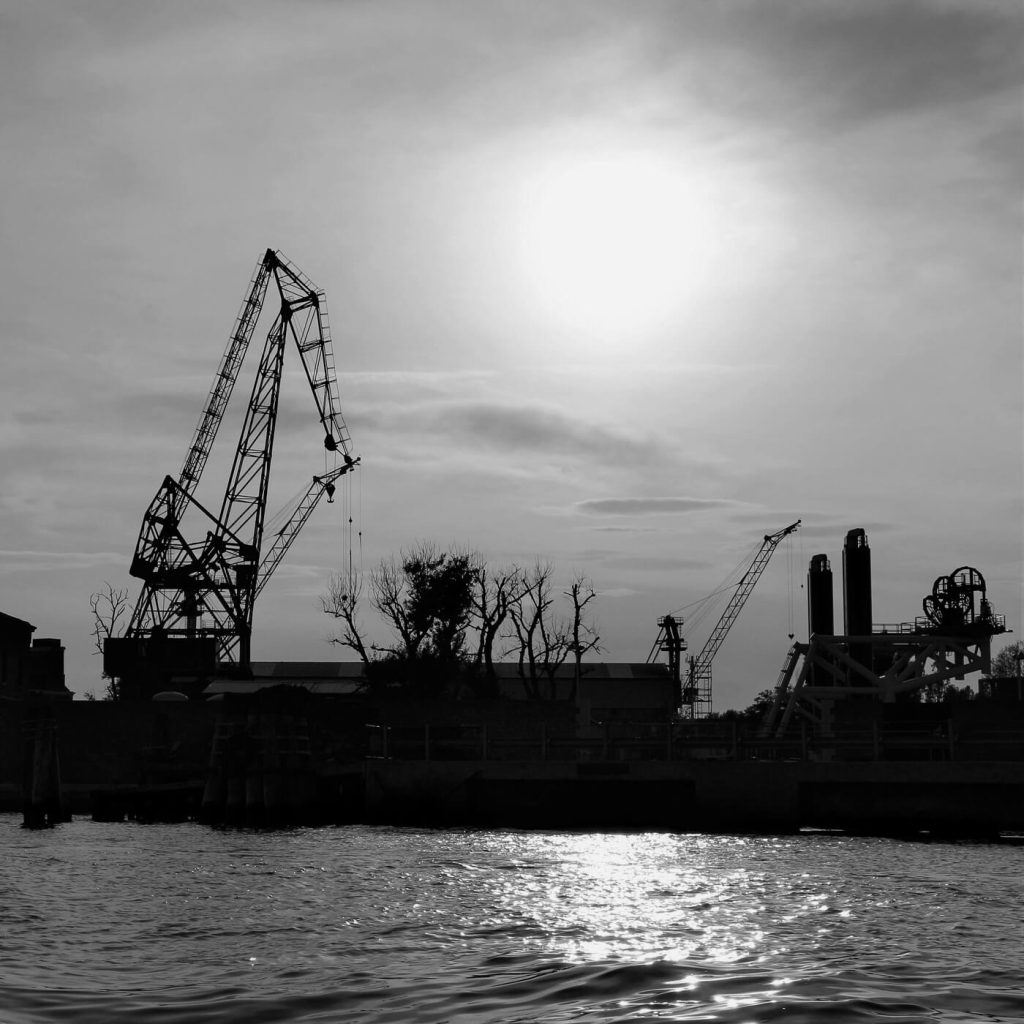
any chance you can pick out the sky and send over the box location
[1,0,1021,709]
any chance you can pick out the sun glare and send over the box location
[518,154,721,340]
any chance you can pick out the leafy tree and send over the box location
[711,689,777,721]
[321,545,602,700]
[989,640,1024,678]
[402,544,477,664]
[323,542,478,696]
[371,542,476,664]
[746,688,778,719]
[922,679,975,703]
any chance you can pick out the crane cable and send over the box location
[786,531,795,639]
[667,538,762,634]
[264,479,315,539]
[341,460,364,592]
[358,466,364,576]
[797,529,805,642]
[345,463,355,592]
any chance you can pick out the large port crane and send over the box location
[107,250,358,691]
[651,520,800,717]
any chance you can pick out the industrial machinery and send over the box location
[106,250,358,694]
[764,532,1007,740]
[651,520,800,717]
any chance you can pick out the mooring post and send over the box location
[22,701,65,828]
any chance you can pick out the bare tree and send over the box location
[321,544,603,702]
[331,541,478,665]
[370,550,428,659]
[471,562,521,678]
[565,572,602,701]
[507,561,570,699]
[321,571,371,663]
[89,582,132,700]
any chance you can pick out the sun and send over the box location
[518,153,719,339]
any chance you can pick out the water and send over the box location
[1,817,1021,1023]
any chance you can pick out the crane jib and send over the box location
[116,250,359,686]
[652,520,801,718]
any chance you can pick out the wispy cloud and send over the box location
[431,402,661,465]
[0,550,126,572]
[345,369,496,390]
[588,525,659,534]
[353,396,673,472]
[631,0,1020,135]
[576,497,747,517]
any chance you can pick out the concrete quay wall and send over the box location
[362,759,1024,835]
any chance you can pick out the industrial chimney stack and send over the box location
[807,554,834,637]
[807,553,834,687]
[842,528,873,679]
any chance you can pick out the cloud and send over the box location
[588,525,658,534]
[352,395,673,474]
[431,402,660,464]
[0,550,126,572]
[345,369,497,394]
[775,0,1020,121]
[596,586,644,599]
[634,0,1021,135]
[576,497,746,517]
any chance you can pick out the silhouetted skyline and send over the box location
[1,0,1020,705]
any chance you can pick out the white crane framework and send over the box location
[651,520,800,717]
[118,249,358,674]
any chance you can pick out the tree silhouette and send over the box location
[321,545,602,699]
[88,582,132,700]
[989,640,1024,678]
[321,572,371,663]
[565,572,602,701]
[507,561,571,699]
[471,563,521,679]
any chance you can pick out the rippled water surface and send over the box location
[1,816,1022,1022]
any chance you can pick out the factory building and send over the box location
[0,612,72,700]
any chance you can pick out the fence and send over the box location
[365,718,1024,763]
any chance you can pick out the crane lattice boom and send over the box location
[651,520,799,717]
[119,250,358,680]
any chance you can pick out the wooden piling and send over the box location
[199,686,319,827]
[22,702,67,828]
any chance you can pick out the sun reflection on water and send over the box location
[4,822,1020,1023]
[459,832,794,968]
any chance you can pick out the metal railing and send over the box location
[362,720,1024,764]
